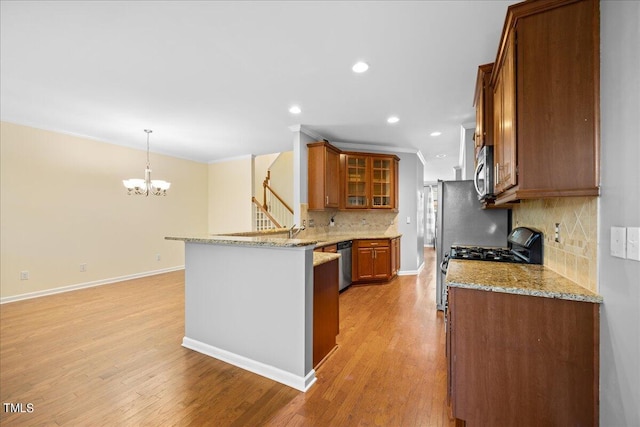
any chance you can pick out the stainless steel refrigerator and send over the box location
[435,180,510,310]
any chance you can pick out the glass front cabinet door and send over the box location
[371,158,393,208]
[344,154,398,209]
[345,155,369,208]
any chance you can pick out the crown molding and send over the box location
[288,124,325,141]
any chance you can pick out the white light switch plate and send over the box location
[626,227,640,261]
[611,226,626,259]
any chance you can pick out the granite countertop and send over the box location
[445,259,603,304]
[165,235,318,248]
[310,232,403,248]
[313,252,341,267]
[166,231,402,249]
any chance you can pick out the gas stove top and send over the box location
[449,227,544,265]
[449,246,523,263]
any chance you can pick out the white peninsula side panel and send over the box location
[181,241,315,392]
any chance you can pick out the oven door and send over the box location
[474,146,493,200]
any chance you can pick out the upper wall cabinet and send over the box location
[343,153,399,210]
[473,63,495,160]
[307,141,399,211]
[308,141,341,210]
[490,0,600,204]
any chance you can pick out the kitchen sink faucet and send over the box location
[288,224,305,239]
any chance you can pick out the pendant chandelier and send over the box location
[123,129,171,196]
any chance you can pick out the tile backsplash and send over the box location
[512,197,598,292]
[299,204,398,238]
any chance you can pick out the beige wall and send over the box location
[208,156,252,234]
[512,197,598,292]
[268,151,294,208]
[0,122,209,300]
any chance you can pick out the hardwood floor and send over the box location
[1,248,453,426]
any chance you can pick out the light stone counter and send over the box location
[446,259,603,304]
[313,251,340,267]
[165,235,318,248]
[309,232,403,248]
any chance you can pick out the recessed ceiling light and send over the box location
[387,116,400,124]
[435,154,447,158]
[289,105,302,114]
[352,61,369,73]
[430,131,442,137]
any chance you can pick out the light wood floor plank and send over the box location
[1,248,453,426]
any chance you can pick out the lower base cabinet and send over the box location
[447,287,599,426]
[313,258,339,367]
[352,238,400,283]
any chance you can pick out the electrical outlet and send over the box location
[20,271,29,280]
[361,218,367,226]
[309,219,315,227]
[156,254,161,261]
[406,216,411,224]
[626,227,640,261]
[610,226,626,259]
[554,223,560,243]
[80,263,87,272]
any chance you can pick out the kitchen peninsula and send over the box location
[166,234,323,392]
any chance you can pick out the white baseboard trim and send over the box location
[398,261,424,276]
[0,266,185,304]
[182,336,316,392]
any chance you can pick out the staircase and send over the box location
[252,170,294,231]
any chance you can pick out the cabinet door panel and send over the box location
[355,247,374,281]
[325,147,340,207]
[493,32,517,195]
[308,142,341,210]
[500,31,517,191]
[373,247,390,280]
[345,155,369,208]
[371,158,393,208]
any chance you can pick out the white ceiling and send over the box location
[0,0,517,180]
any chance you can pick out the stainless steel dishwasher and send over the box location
[337,240,352,291]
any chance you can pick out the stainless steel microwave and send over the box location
[474,146,494,200]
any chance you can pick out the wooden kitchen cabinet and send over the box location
[308,141,341,210]
[448,287,599,426]
[490,0,600,204]
[307,141,399,210]
[473,63,494,160]
[390,237,400,277]
[352,238,400,283]
[343,153,399,210]
[313,257,339,367]
[493,31,517,195]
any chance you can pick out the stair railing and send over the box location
[251,197,281,231]
[262,172,294,228]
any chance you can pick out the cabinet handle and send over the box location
[326,196,329,205]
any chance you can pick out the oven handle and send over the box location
[440,254,450,275]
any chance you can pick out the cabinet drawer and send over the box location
[357,239,389,248]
